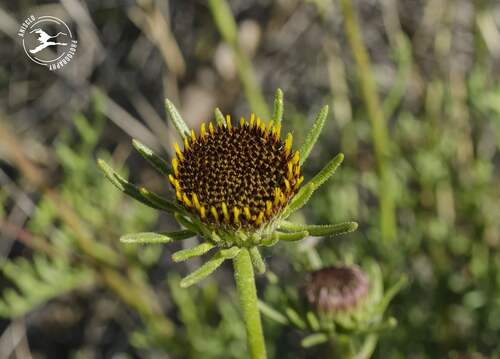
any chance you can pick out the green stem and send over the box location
[233,248,267,359]
[208,0,270,118]
[339,0,396,243]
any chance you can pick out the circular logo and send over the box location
[18,15,78,71]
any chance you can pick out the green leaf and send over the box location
[374,275,408,314]
[299,105,328,165]
[301,333,328,348]
[0,255,93,318]
[121,229,196,245]
[281,183,315,219]
[310,152,344,189]
[214,107,226,126]
[138,187,180,213]
[261,230,309,246]
[249,247,266,274]
[272,88,284,124]
[132,139,171,176]
[282,153,344,219]
[172,242,215,262]
[306,311,320,331]
[275,231,309,242]
[174,213,203,234]
[121,232,179,244]
[258,300,289,325]
[279,220,358,237]
[285,307,306,329]
[180,247,240,288]
[97,159,163,211]
[165,98,190,137]
[163,229,197,240]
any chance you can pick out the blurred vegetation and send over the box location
[0,0,499,358]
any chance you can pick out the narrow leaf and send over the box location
[299,105,329,165]
[272,88,284,124]
[275,231,309,242]
[310,152,344,189]
[306,311,320,331]
[132,139,171,176]
[172,242,215,262]
[261,230,309,246]
[258,300,289,325]
[279,220,358,237]
[180,256,225,288]
[374,275,408,314]
[174,213,203,233]
[161,229,197,240]
[180,247,240,288]
[249,247,266,274]
[98,159,161,210]
[301,333,328,348]
[139,187,180,213]
[165,98,190,137]
[281,183,315,219]
[285,307,306,329]
[214,107,225,126]
[281,153,344,219]
[121,232,176,244]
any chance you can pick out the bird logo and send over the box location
[18,15,78,70]
[28,28,68,54]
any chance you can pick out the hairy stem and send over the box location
[233,248,267,359]
[339,0,397,243]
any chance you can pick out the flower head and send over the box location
[169,114,303,231]
[98,89,358,288]
[304,265,369,315]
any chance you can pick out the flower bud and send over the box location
[304,265,369,315]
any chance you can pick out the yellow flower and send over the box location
[169,114,303,231]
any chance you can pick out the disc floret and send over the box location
[168,114,303,233]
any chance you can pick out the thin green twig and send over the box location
[208,0,270,118]
[339,0,397,243]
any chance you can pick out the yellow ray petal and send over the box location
[295,176,304,189]
[274,187,281,206]
[174,142,184,161]
[244,207,252,221]
[182,193,192,207]
[284,178,291,192]
[284,133,293,157]
[265,201,272,216]
[171,158,179,177]
[273,124,281,141]
[211,206,219,222]
[221,202,230,222]
[192,193,201,210]
[292,150,300,165]
[200,122,207,138]
[233,206,241,224]
[255,211,264,226]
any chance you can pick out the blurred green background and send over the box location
[0,0,499,358]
